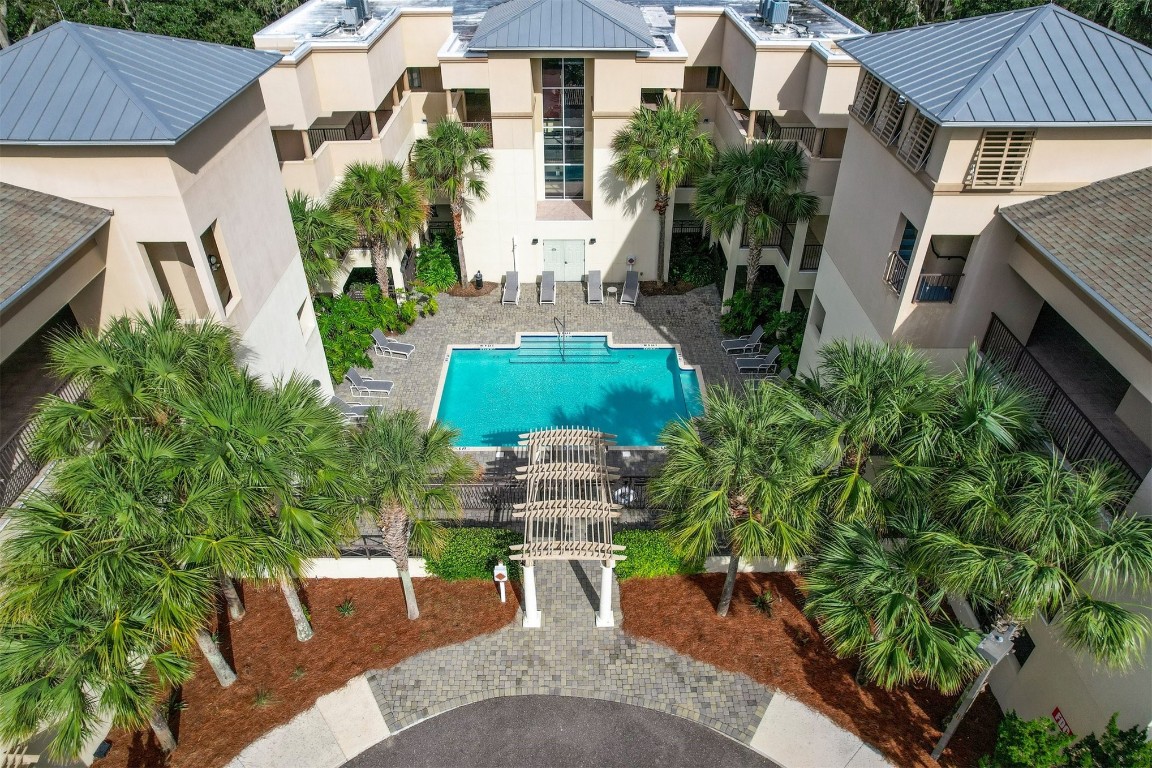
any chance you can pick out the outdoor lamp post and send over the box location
[473,271,483,289]
[932,623,1019,759]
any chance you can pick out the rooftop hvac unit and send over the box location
[758,0,790,24]
[339,7,361,26]
[343,0,368,21]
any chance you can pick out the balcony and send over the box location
[0,377,86,508]
[912,272,963,303]
[981,313,1145,500]
[779,222,823,272]
[883,251,909,293]
[307,111,373,154]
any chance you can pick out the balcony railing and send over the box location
[462,121,493,148]
[755,112,824,157]
[0,378,86,509]
[307,111,372,153]
[780,222,795,262]
[884,251,909,293]
[981,314,1142,500]
[799,244,822,271]
[672,219,704,236]
[912,272,963,303]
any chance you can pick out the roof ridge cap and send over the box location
[936,4,1053,122]
[1047,3,1152,54]
[60,23,177,137]
[574,0,652,40]
[478,0,550,36]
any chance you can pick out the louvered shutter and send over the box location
[896,110,937,171]
[848,72,882,123]
[966,130,1035,187]
[870,89,906,146]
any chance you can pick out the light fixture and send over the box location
[531,238,539,245]
[207,254,222,272]
[588,238,597,245]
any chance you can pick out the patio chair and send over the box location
[502,271,520,305]
[344,368,394,399]
[620,271,640,306]
[721,325,765,355]
[587,270,604,305]
[540,271,556,305]
[330,396,373,423]
[735,346,781,376]
[775,367,793,383]
[371,329,415,359]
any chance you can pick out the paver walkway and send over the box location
[366,560,772,742]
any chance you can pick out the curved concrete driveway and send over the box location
[343,695,778,768]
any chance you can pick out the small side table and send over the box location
[607,286,618,302]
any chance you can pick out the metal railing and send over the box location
[884,251,909,294]
[755,112,824,156]
[307,111,372,153]
[779,222,795,263]
[981,314,1142,499]
[672,219,704,236]
[461,121,493,147]
[799,243,822,272]
[913,273,963,303]
[0,378,86,509]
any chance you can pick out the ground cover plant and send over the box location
[313,286,416,383]
[424,527,524,581]
[412,237,460,293]
[612,529,704,579]
[721,286,808,370]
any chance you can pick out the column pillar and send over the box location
[301,131,313,159]
[747,109,758,142]
[596,560,615,627]
[780,218,809,311]
[721,236,739,304]
[522,562,542,628]
[368,110,380,138]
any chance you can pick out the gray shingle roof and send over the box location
[0,22,282,145]
[0,183,112,310]
[1000,167,1152,344]
[838,5,1152,125]
[469,0,655,50]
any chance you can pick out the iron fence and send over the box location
[981,314,1141,500]
[0,378,86,509]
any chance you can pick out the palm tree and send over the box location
[694,141,819,293]
[288,190,358,296]
[651,382,826,616]
[803,521,986,693]
[350,409,476,619]
[610,99,715,284]
[329,161,428,297]
[409,120,492,285]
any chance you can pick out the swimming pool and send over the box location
[433,334,703,447]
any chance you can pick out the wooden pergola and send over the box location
[509,427,626,628]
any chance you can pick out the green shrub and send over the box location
[314,288,413,383]
[1064,714,1152,768]
[424,527,522,582]
[613,529,704,580]
[979,712,1077,768]
[669,235,724,286]
[721,288,781,335]
[415,238,459,293]
[399,300,418,325]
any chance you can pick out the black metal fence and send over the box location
[913,272,963,303]
[884,251,909,294]
[799,244,822,271]
[981,314,1142,499]
[0,378,86,509]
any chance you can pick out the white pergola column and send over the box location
[522,562,542,628]
[596,560,615,628]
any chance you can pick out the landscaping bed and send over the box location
[639,280,697,296]
[446,280,498,297]
[101,578,516,768]
[620,573,1000,768]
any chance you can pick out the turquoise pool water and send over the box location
[435,335,703,447]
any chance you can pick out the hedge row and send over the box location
[613,529,704,580]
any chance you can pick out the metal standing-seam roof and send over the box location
[999,167,1152,345]
[838,5,1152,126]
[0,22,283,145]
[0,183,112,311]
[469,0,656,51]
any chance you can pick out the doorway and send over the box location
[542,240,585,281]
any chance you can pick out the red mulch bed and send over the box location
[102,579,516,768]
[620,574,1000,768]
[445,281,499,297]
[639,280,698,296]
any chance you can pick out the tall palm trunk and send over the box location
[279,575,314,642]
[717,545,741,617]
[195,628,237,687]
[220,575,245,621]
[744,202,764,293]
[371,240,391,297]
[149,707,178,753]
[382,508,419,619]
[450,199,468,286]
[654,191,671,285]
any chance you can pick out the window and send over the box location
[706,66,721,89]
[406,67,423,90]
[810,295,826,335]
[199,224,234,310]
[641,89,664,109]
[884,218,917,293]
[1013,628,1036,667]
[297,298,315,340]
[966,129,1034,188]
[870,88,906,146]
[896,110,937,171]
[848,71,882,123]
[542,58,585,199]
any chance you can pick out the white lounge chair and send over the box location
[344,368,394,399]
[371,329,414,359]
[722,325,765,355]
[735,346,781,376]
[331,396,373,423]
[502,271,520,305]
[540,271,556,305]
[587,270,604,305]
[620,271,640,306]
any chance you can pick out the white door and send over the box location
[542,240,585,281]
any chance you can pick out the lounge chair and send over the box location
[776,367,793,383]
[735,346,781,376]
[371,329,414,359]
[344,368,394,399]
[540,271,556,305]
[620,271,640,306]
[501,271,520,305]
[587,270,604,305]
[722,325,765,355]
[331,396,373,423]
